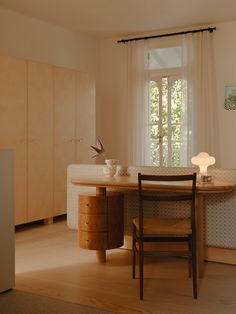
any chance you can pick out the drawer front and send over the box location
[79,195,107,214]
[79,214,107,232]
[79,231,107,250]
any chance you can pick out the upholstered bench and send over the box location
[67,164,236,264]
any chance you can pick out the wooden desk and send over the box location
[78,191,124,262]
[71,175,234,276]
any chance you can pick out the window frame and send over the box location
[146,39,185,167]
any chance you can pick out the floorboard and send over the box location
[15,218,236,314]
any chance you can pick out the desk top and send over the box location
[71,175,235,194]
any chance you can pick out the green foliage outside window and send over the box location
[149,78,183,166]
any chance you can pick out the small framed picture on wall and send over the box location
[224,85,236,110]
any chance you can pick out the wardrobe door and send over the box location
[0,56,27,225]
[76,72,96,163]
[53,67,76,216]
[27,61,54,221]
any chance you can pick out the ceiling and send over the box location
[0,0,236,39]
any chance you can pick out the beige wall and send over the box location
[1,6,236,168]
[97,38,128,164]
[97,21,236,168]
[214,21,236,168]
[0,7,98,72]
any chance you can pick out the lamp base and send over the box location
[200,175,214,184]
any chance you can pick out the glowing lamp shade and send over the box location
[191,152,216,176]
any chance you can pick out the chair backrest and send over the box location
[138,172,197,231]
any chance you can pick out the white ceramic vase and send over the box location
[103,159,119,177]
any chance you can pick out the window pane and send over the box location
[148,46,182,70]
[150,140,160,166]
[150,125,159,140]
[171,79,182,124]
[162,78,168,124]
[172,142,181,166]
[149,81,159,123]
[171,124,181,141]
[162,123,168,142]
[162,141,168,166]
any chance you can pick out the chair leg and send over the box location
[191,236,197,299]
[188,237,192,278]
[132,224,136,279]
[139,241,143,300]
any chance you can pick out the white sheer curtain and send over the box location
[127,31,219,167]
[127,40,150,165]
[182,31,220,165]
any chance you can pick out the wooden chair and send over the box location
[132,172,197,300]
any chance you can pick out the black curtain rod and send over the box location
[117,27,216,43]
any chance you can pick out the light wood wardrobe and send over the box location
[0,55,95,225]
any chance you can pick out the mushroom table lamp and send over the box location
[191,152,216,183]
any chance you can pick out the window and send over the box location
[146,43,185,166]
[127,32,215,167]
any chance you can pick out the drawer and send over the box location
[79,194,107,214]
[79,214,107,232]
[79,231,107,250]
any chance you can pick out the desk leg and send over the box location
[96,187,106,196]
[196,194,205,278]
[96,186,106,262]
[96,250,106,263]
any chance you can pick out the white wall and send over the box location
[97,21,236,168]
[214,21,236,168]
[2,7,236,168]
[0,8,98,72]
[96,38,128,164]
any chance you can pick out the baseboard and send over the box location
[205,247,236,265]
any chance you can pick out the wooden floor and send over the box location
[15,217,236,314]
